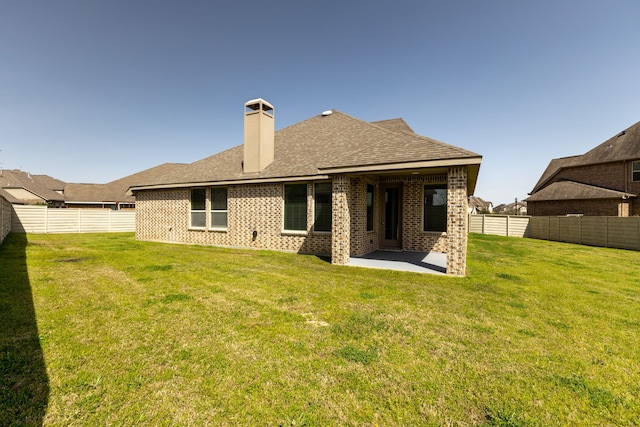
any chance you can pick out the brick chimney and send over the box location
[243,98,274,173]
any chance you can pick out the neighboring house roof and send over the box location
[494,201,527,213]
[65,163,186,204]
[468,196,492,211]
[526,181,635,202]
[532,120,640,193]
[0,187,23,204]
[0,169,66,203]
[132,110,482,192]
[33,174,66,192]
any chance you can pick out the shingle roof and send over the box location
[133,110,481,190]
[469,196,492,210]
[525,180,635,202]
[33,174,66,191]
[0,169,65,202]
[532,120,640,192]
[65,163,186,203]
[0,187,23,204]
[371,118,414,133]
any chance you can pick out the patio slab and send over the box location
[347,250,447,275]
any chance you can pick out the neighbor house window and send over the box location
[633,161,640,182]
[314,182,332,232]
[366,184,374,231]
[210,187,228,230]
[190,188,206,228]
[284,183,308,231]
[424,185,447,232]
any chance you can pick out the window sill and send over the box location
[209,228,228,232]
[188,227,206,232]
[282,230,308,236]
[312,230,332,235]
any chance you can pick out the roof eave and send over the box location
[129,157,483,195]
[129,174,332,194]
[317,156,482,174]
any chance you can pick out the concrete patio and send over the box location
[347,250,447,275]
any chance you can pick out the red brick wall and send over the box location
[532,160,640,216]
[554,162,626,190]
[528,199,622,216]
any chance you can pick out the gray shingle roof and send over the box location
[371,118,414,133]
[0,169,65,203]
[468,196,492,210]
[133,110,481,190]
[65,163,186,203]
[0,187,23,204]
[525,180,635,202]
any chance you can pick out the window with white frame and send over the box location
[190,188,206,228]
[284,183,308,231]
[314,182,332,232]
[633,161,640,182]
[423,184,447,232]
[210,187,228,230]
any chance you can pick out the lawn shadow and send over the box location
[0,233,49,425]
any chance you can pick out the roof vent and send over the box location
[617,130,626,137]
[321,110,332,116]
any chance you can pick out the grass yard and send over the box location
[1,232,639,426]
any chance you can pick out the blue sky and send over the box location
[2,1,640,205]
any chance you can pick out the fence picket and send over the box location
[470,214,640,252]
[11,205,135,234]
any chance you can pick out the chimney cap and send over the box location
[245,98,274,111]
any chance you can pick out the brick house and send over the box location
[527,120,640,216]
[130,99,482,276]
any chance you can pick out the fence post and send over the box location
[579,216,583,245]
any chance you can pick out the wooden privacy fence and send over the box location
[0,196,11,243]
[468,215,531,238]
[12,205,135,234]
[529,216,640,250]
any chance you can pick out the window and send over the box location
[284,183,308,231]
[190,188,206,228]
[633,161,640,182]
[424,185,447,232]
[210,187,228,230]
[314,182,332,232]
[366,184,374,231]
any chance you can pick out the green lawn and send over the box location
[1,232,639,426]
